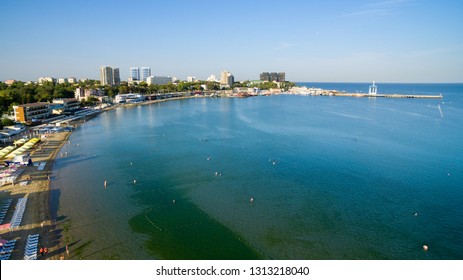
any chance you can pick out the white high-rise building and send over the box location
[187,76,195,83]
[100,66,113,86]
[100,66,118,86]
[140,67,151,82]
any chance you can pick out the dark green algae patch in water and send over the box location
[129,193,265,260]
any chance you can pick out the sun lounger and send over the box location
[0,254,11,260]
[3,248,14,254]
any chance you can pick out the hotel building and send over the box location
[147,76,172,85]
[13,102,51,123]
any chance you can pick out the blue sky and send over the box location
[1,0,462,82]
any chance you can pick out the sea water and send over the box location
[51,83,463,259]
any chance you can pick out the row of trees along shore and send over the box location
[0,80,295,124]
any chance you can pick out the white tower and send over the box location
[369,81,377,95]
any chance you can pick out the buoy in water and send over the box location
[134,179,136,184]
[104,180,107,188]
[423,245,429,251]
[250,197,254,203]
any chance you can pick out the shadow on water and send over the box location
[54,154,100,168]
[129,187,267,260]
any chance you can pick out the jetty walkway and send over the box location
[329,93,442,99]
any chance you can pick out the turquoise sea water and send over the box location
[51,83,463,259]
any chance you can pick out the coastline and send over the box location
[2,87,451,260]
[0,95,206,260]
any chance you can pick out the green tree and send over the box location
[119,85,128,94]
[0,118,15,129]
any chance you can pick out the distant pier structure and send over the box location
[369,81,378,95]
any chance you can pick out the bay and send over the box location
[51,83,463,259]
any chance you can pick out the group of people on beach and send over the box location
[39,246,49,256]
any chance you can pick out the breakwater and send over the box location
[332,93,443,99]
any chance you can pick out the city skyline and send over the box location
[1,0,462,83]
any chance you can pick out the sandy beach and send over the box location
[0,131,70,260]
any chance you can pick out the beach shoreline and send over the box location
[0,95,207,260]
[0,131,71,260]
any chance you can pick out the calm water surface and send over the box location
[51,83,463,259]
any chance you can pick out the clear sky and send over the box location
[1,0,462,83]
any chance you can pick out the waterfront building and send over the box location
[130,67,140,81]
[260,72,285,82]
[369,81,377,95]
[140,67,151,82]
[13,102,50,123]
[220,71,234,87]
[115,93,144,103]
[147,76,172,85]
[75,87,85,101]
[100,66,114,86]
[52,98,80,113]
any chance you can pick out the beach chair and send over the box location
[2,243,14,249]
[0,253,11,260]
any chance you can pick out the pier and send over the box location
[332,93,443,99]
